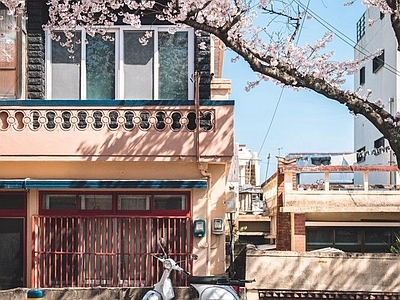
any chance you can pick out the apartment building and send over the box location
[354,6,399,185]
[228,144,270,246]
[262,154,400,252]
[0,1,234,289]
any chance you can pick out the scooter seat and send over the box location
[189,275,230,285]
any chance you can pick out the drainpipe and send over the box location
[194,71,212,275]
[389,98,396,185]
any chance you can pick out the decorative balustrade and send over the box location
[0,108,214,132]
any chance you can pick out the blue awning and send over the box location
[0,179,207,189]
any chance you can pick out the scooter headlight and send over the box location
[163,259,172,269]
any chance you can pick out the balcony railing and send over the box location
[0,100,234,160]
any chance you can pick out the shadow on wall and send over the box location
[0,287,198,300]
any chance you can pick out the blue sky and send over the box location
[222,1,367,180]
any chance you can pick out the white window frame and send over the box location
[45,26,194,100]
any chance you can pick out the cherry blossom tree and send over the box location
[2,0,400,166]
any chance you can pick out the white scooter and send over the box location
[141,244,254,300]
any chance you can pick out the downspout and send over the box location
[194,71,212,275]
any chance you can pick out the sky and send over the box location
[222,1,367,180]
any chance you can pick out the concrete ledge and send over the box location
[0,287,199,300]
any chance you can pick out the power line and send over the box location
[293,0,400,77]
[258,0,310,157]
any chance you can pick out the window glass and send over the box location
[86,33,115,99]
[42,195,76,210]
[335,228,361,252]
[356,146,366,163]
[124,31,153,99]
[0,6,18,98]
[372,50,384,73]
[80,195,113,210]
[359,66,365,85]
[49,28,191,100]
[364,228,391,253]
[117,195,150,210]
[374,137,385,149]
[51,31,81,99]
[0,194,25,209]
[306,228,333,250]
[154,195,187,210]
[158,31,188,100]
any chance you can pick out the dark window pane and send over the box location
[359,66,365,85]
[372,50,384,73]
[42,195,76,210]
[154,195,187,210]
[365,228,391,253]
[0,194,25,209]
[335,228,361,252]
[306,228,333,246]
[0,218,24,289]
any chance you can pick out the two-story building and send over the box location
[0,1,234,290]
[263,154,400,252]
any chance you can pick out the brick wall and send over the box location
[294,213,305,235]
[276,170,291,250]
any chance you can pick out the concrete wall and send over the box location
[0,287,198,300]
[246,250,400,295]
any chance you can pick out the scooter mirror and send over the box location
[191,254,198,260]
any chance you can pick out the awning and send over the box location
[0,179,208,189]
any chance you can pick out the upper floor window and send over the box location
[374,136,385,149]
[0,4,21,99]
[359,66,365,85]
[46,27,194,100]
[356,146,366,163]
[372,50,384,73]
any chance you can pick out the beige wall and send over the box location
[246,251,400,298]
[1,160,230,284]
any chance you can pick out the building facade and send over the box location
[0,1,234,290]
[227,144,270,247]
[354,6,400,185]
[262,155,400,252]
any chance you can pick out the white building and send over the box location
[354,7,399,185]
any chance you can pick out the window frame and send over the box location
[356,146,366,163]
[372,50,385,73]
[0,192,26,217]
[45,26,195,100]
[0,4,22,99]
[306,226,399,253]
[374,136,385,149]
[39,191,190,216]
[359,66,365,85]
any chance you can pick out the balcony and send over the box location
[0,100,234,162]
[281,165,400,213]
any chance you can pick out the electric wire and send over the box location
[258,1,400,163]
[293,0,400,77]
[258,0,310,158]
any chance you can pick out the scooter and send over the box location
[141,243,254,300]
